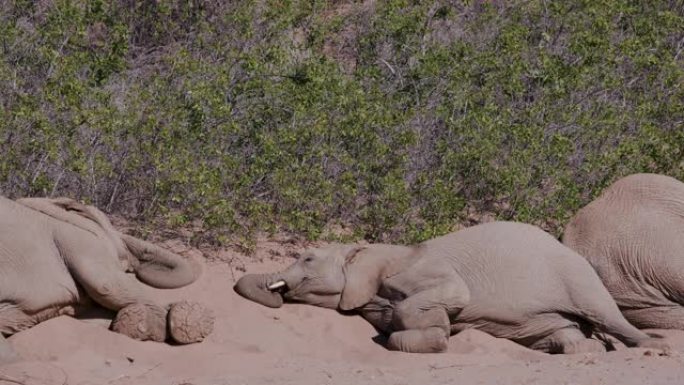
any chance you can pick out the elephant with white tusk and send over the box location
[235,221,668,354]
[0,196,214,365]
[564,173,684,330]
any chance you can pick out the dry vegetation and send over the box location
[1,0,683,247]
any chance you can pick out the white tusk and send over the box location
[267,280,286,291]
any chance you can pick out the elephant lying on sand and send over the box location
[564,173,684,330]
[235,221,667,353]
[0,197,213,365]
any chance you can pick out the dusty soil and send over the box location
[3,239,684,385]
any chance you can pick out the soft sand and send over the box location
[3,240,684,385]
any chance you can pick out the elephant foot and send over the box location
[529,327,606,354]
[562,338,606,354]
[387,327,448,353]
[635,337,671,352]
[111,302,214,345]
[167,301,215,344]
[111,303,168,342]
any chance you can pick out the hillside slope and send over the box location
[1,1,683,243]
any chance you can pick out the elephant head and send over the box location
[234,243,412,310]
[17,197,198,289]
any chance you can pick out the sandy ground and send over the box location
[2,240,684,385]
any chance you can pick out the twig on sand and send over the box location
[107,362,162,384]
[227,258,236,282]
[428,363,468,371]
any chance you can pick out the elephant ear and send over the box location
[340,247,385,311]
[17,197,103,236]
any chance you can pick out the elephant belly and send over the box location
[450,305,578,346]
[603,272,675,311]
[587,213,684,309]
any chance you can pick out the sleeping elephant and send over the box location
[563,173,684,330]
[235,221,667,353]
[0,196,213,365]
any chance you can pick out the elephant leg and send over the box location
[622,306,684,330]
[54,230,211,345]
[529,327,605,354]
[565,272,669,350]
[70,255,155,311]
[0,334,19,364]
[390,285,465,332]
[70,255,186,343]
[386,286,463,353]
[55,229,158,311]
[72,266,173,342]
[358,295,394,334]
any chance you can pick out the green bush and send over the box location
[1,0,682,244]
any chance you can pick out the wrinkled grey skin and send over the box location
[0,196,199,364]
[235,221,666,353]
[564,173,684,330]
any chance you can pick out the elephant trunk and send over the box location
[121,234,198,289]
[234,273,285,308]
